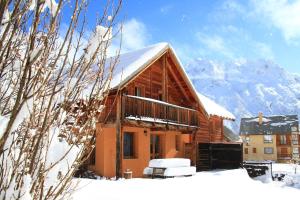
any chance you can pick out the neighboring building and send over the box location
[88,43,241,178]
[240,113,300,163]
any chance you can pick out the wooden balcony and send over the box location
[122,95,199,129]
[277,153,292,160]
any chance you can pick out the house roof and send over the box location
[240,114,299,135]
[107,42,209,117]
[197,92,235,120]
[109,42,169,89]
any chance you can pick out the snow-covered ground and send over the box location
[71,165,300,200]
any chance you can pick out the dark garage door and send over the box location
[197,143,243,171]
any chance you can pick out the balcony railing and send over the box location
[277,153,292,160]
[122,95,199,127]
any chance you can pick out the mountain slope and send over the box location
[185,58,300,133]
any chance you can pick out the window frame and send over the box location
[252,147,257,153]
[293,147,299,154]
[292,134,298,145]
[280,135,287,145]
[264,147,274,154]
[134,86,143,97]
[123,132,136,159]
[263,135,273,143]
[244,148,248,154]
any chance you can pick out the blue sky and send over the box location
[86,0,300,74]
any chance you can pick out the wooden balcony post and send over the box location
[187,110,190,126]
[116,94,122,179]
[177,108,180,124]
[152,102,155,119]
[121,95,125,120]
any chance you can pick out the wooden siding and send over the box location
[195,112,210,143]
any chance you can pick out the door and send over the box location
[150,134,162,159]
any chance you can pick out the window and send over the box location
[175,135,180,151]
[264,147,273,154]
[280,135,287,145]
[123,132,135,158]
[292,134,298,145]
[293,147,299,154]
[123,90,128,95]
[252,148,257,153]
[134,87,142,96]
[90,147,96,165]
[244,148,248,154]
[158,93,163,101]
[291,126,298,132]
[263,135,272,143]
[245,137,250,145]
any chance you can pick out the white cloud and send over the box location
[196,32,235,59]
[252,0,300,42]
[212,0,247,22]
[160,5,173,14]
[192,25,274,62]
[108,18,150,56]
[121,18,150,52]
[254,42,274,59]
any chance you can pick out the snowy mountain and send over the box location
[185,58,300,133]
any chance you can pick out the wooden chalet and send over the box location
[195,93,242,171]
[88,43,242,178]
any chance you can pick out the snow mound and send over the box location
[149,158,191,168]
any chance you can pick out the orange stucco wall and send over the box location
[93,124,192,178]
[92,125,116,178]
[122,126,150,178]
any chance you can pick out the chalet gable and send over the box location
[108,42,207,115]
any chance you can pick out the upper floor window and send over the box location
[245,136,250,144]
[244,148,248,154]
[292,134,298,145]
[252,148,257,153]
[158,93,163,101]
[123,90,128,95]
[135,86,142,96]
[263,135,272,143]
[291,126,298,132]
[280,135,287,145]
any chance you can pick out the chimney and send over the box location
[258,112,263,125]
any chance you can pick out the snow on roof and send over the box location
[240,115,299,135]
[107,43,201,106]
[108,42,169,89]
[197,92,235,120]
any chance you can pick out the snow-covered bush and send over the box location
[0,0,122,199]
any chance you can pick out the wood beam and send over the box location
[115,94,122,179]
[167,58,190,102]
[162,54,168,101]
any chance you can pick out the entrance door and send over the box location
[150,134,162,159]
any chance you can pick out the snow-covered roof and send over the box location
[107,42,206,115]
[109,42,170,89]
[197,92,235,120]
[240,114,299,135]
